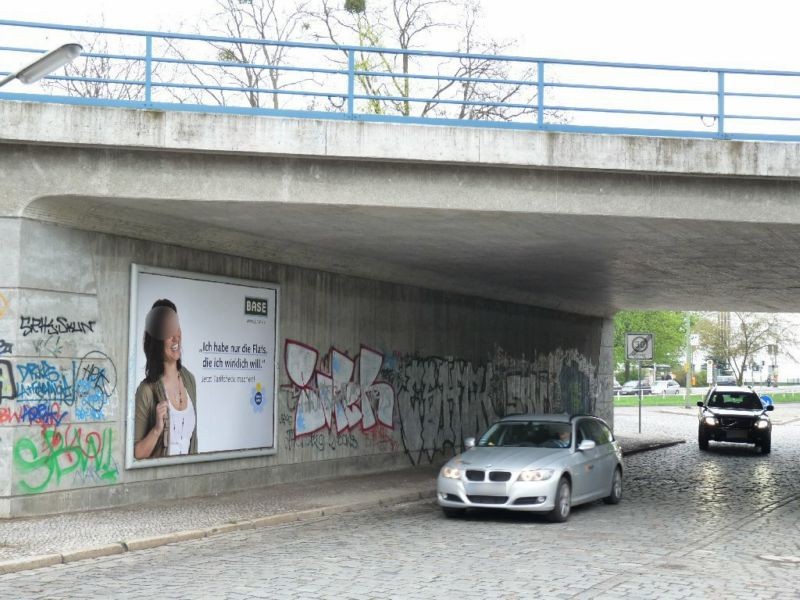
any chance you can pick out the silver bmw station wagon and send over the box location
[437,414,623,522]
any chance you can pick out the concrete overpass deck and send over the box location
[3,101,800,315]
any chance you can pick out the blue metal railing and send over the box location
[3,19,800,142]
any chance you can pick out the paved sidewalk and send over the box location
[0,434,682,575]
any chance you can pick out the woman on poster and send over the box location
[134,299,198,459]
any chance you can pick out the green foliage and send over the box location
[696,312,797,386]
[345,0,367,14]
[613,310,689,370]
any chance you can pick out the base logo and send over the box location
[250,382,266,413]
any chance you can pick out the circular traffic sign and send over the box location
[632,336,649,353]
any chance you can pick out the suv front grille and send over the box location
[720,417,754,429]
[488,471,511,482]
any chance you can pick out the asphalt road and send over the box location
[1,406,799,599]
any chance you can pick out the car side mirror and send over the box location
[766,405,775,412]
[577,440,596,452]
[696,401,704,407]
[464,437,476,450]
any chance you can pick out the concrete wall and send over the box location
[0,217,610,517]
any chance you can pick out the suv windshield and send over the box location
[707,392,762,410]
[478,421,571,448]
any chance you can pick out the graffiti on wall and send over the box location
[19,315,97,337]
[386,347,597,465]
[0,339,12,356]
[0,359,16,402]
[284,341,395,437]
[13,351,116,420]
[283,340,598,465]
[13,425,119,494]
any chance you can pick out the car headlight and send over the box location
[518,469,554,482]
[756,419,769,429]
[704,416,717,426]
[441,466,462,479]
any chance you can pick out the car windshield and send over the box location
[477,421,572,448]
[707,392,763,410]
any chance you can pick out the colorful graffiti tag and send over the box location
[284,341,395,437]
[13,425,119,494]
[283,340,598,466]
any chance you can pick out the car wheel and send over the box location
[698,427,709,451]
[603,467,623,505]
[441,507,466,518]
[547,478,571,523]
[761,435,771,454]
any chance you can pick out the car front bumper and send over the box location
[702,425,770,444]
[436,474,561,512]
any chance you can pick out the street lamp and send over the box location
[0,43,83,89]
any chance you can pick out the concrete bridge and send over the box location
[2,100,800,517]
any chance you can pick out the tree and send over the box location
[166,0,316,109]
[42,24,158,101]
[696,312,797,386]
[306,0,552,121]
[613,310,688,382]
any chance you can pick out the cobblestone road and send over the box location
[2,406,799,599]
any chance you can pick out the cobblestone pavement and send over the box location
[1,405,799,599]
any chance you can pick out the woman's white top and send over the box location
[167,394,195,456]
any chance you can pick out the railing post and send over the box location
[347,49,355,117]
[144,35,152,108]
[537,61,544,129]
[717,71,725,139]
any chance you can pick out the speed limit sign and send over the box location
[626,333,654,361]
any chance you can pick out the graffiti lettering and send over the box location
[0,339,12,356]
[283,429,360,453]
[387,348,597,465]
[0,358,17,401]
[0,402,68,428]
[15,352,117,419]
[13,425,118,494]
[285,341,396,438]
[32,335,63,358]
[19,316,96,337]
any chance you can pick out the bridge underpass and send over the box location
[3,101,800,517]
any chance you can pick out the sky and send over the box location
[2,0,799,71]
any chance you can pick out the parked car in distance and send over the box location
[651,380,681,395]
[715,374,737,386]
[613,379,622,394]
[697,386,774,454]
[618,380,651,395]
[437,414,623,522]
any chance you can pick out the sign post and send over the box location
[626,333,654,434]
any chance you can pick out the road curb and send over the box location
[622,440,686,456]
[0,488,435,576]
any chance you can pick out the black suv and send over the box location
[697,386,774,454]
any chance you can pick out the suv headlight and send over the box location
[756,419,769,429]
[704,416,717,426]
[518,469,554,482]
[441,466,462,479]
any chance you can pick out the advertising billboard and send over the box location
[126,265,279,467]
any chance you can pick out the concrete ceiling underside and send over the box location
[25,195,800,317]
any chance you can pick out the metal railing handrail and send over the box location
[3,19,800,143]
